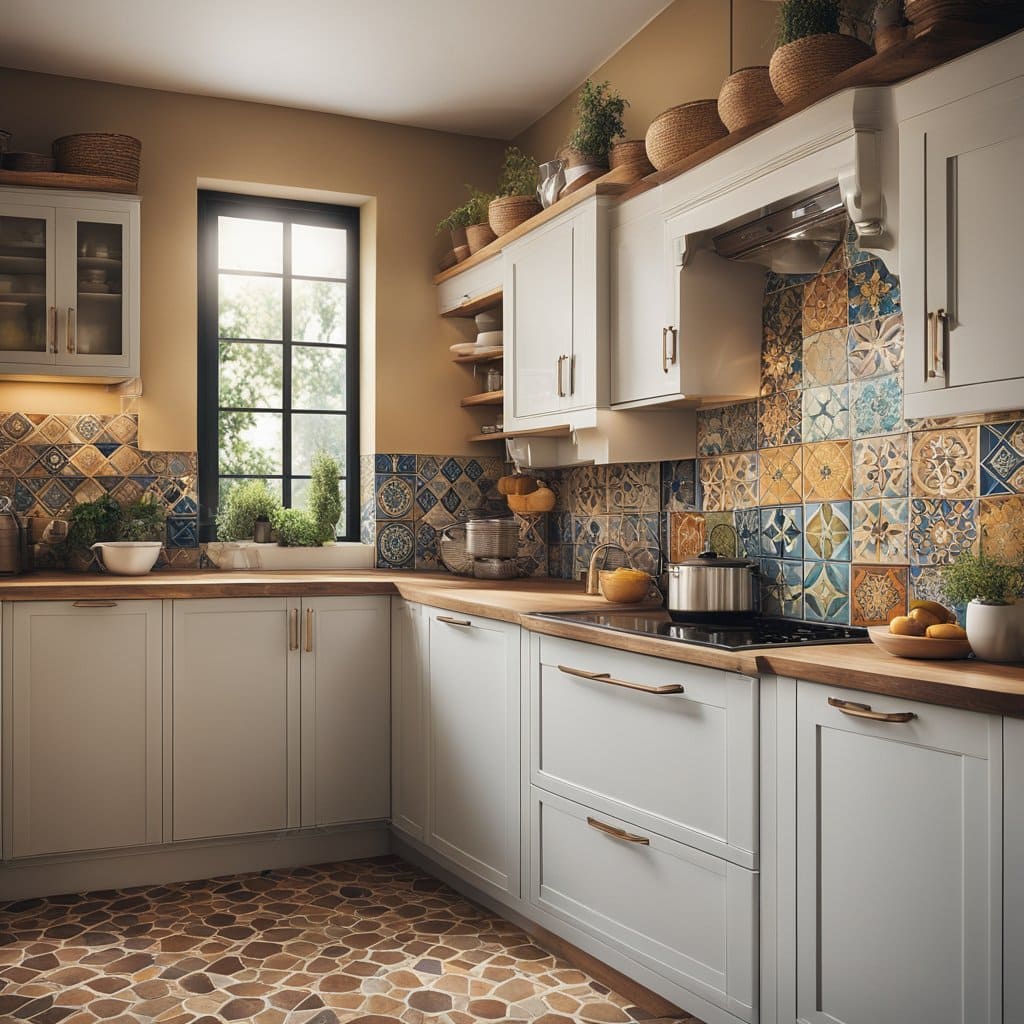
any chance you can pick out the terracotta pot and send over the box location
[449,225,468,251]
[768,33,874,105]
[465,222,497,254]
[452,244,471,263]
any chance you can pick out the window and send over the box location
[198,191,359,540]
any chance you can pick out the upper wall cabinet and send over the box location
[0,187,140,383]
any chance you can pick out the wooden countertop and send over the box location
[2,571,1022,715]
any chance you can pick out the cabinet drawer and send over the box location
[534,635,757,862]
[531,788,757,1023]
[437,254,502,314]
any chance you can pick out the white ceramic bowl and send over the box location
[91,541,162,575]
[475,330,503,347]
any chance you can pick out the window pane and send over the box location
[292,279,346,343]
[220,342,283,409]
[218,216,282,273]
[219,411,282,475]
[219,274,282,340]
[292,346,345,410]
[292,413,346,476]
[219,476,282,511]
[292,223,346,279]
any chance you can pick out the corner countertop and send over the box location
[2,570,1022,716]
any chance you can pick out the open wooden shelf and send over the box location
[461,389,503,408]
[0,169,138,194]
[468,424,572,444]
[452,349,504,365]
[441,287,502,319]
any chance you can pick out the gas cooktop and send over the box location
[534,609,868,651]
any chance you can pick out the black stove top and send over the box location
[535,609,868,651]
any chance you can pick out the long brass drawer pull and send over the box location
[289,608,299,651]
[305,608,314,652]
[587,816,650,845]
[828,696,916,723]
[438,615,472,627]
[557,664,684,695]
[73,600,117,608]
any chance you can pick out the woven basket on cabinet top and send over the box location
[644,100,727,172]
[608,139,654,181]
[768,34,873,105]
[3,152,56,172]
[717,66,782,133]
[905,0,1010,28]
[52,133,141,183]
[465,222,497,254]
[488,195,542,237]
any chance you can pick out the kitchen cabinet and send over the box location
[426,606,521,901]
[1005,716,1024,1023]
[775,679,1002,1024]
[0,187,139,381]
[391,599,428,841]
[901,73,1024,418]
[436,253,502,315]
[2,600,162,859]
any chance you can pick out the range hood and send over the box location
[711,184,848,274]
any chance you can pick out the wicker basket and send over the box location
[438,250,457,272]
[488,194,541,237]
[52,133,141,183]
[717,66,782,133]
[465,222,497,254]
[609,139,654,179]
[769,34,874,105]
[3,152,56,172]
[450,225,468,251]
[905,0,1004,28]
[644,100,727,171]
[453,243,471,263]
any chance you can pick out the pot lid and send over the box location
[672,551,757,569]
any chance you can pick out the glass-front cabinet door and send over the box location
[0,204,56,364]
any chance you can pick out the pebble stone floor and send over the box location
[0,856,698,1024]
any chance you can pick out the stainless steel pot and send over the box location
[465,516,518,559]
[667,550,758,613]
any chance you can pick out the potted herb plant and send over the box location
[462,186,497,254]
[272,508,322,547]
[308,451,342,543]
[564,80,628,173]
[215,479,281,541]
[488,146,542,237]
[435,202,473,263]
[769,0,873,105]
[941,551,1024,662]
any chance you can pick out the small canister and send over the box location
[0,496,23,576]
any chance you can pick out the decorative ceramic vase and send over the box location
[965,599,1024,662]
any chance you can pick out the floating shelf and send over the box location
[452,349,504,366]
[0,169,138,194]
[468,424,572,444]
[441,287,502,319]
[460,389,503,408]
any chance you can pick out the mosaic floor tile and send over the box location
[660,459,697,511]
[851,565,908,626]
[980,420,1024,495]
[804,501,852,561]
[803,271,849,334]
[669,511,706,562]
[760,323,802,395]
[758,389,802,448]
[802,440,853,502]
[696,402,758,457]
[607,462,659,512]
[723,452,759,510]
[802,327,848,387]
[848,314,904,379]
[908,498,978,566]
[852,498,909,564]
[802,384,850,442]
[910,428,977,499]
[848,258,900,324]
[760,558,804,618]
[735,507,761,560]
[978,495,1024,562]
[850,373,903,437]
[853,433,909,499]
[803,560,851,623]
[760,505,803,559]
[758,445,802,506]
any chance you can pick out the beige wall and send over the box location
[513,0,778,162]
[0,68,504,454]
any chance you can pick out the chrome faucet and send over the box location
[585,542,629,596]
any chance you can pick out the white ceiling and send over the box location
[0,0,675,139]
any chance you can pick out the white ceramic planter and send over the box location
[205,541,375,571]
[965,599,1024,662]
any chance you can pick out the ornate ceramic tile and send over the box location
[376,521,415,568]
[607,462,659,512]
[375,474,416,520]
[802,440,853,502]
[705,511,739,556]
[908,498,978,565]
[848,314,904,379]
[803,271,849,334]
[573,514,611,547]
[850,373,903,437]
[761,557,804,618]
[735,507,761,560]
[820,237,847,275]
[661,459,697,511]
[804,560,851,623]
[698,456,727,512]
[909,565,965,624]
[568,464,607,516]
[760,505,803,558]
[764,282,804,337]
[669,511,706,562]
[804,501,852,561]
[758,389,802,448]
[548,510,572,546]
[848,258,900,323]
[516,513,549,577]
[910,428,977,499]
[979,495,1024,562]
[852,498,909,564]
[760,322,803,395]
[724,452,759,510]
[851,565,908,626]
[802,327,849,387]
[697,401,758,456]
[547,543,574,579]
[759,445,803,505]
[980,420,1024,495]
[853,433,909,499]
[803,385,850,443]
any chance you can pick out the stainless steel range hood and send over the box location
[711,184,848,274]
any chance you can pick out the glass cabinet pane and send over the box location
[75,221,124,357]
[0,214,48,354]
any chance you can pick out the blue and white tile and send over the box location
[376,521,415,569]
[802,384,850,443]
[760,505,803,559]
[848,258,900,324]
[760,558,804,619]
[375,474,416,519]
[908,498,978,566]
[848,314,904,379]
[803,560,851,623]
[804,501,852,561]
[980,420,1024,495]
[735,507,761,560]
[607,462,659,512]
[909,565,966,625]
[660,459,697,511]
[850,373,903,437]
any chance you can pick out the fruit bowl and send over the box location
[868,626,972,660]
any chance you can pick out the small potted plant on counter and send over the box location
[488,146,541,237]
[942,551,1024,662]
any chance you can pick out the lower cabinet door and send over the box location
[6,600,163,859]
[531,788,757,1023]
[391,599,428,840]
[172,598,299,841]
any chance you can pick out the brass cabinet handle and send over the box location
[667,325,677,367]
[73,600,117,608]
[304,608,313,652]
[555,354,566,398]
[289,608,299,651]
[557,664,684,695]
[661,327,670,373]
[438,615,472,627]
[927,309,946,381]
[587,816,650,846]
[567,353,575,396]
[67,306,76,354]
[828,696,916,723]
[48,305,57,354]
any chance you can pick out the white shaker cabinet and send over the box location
[2,600,162,858]
[391,599,428,841]
[775,679,1002,1024]
[1005,716,1024,1024]
[426,606,521,901]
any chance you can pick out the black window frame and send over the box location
[197,190,360,542]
